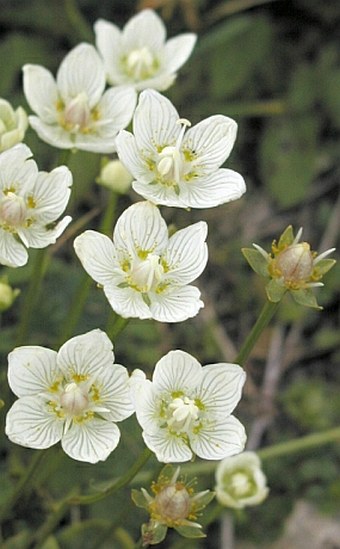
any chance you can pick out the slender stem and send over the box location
[0,450,46,522]
[16,249,49,345]
[69,448,152,505]
[106,314,130,341]
[257,426,340,461]
[235,300,280,366]
[63,0,93,42]
[58,191,118,344]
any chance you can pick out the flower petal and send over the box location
[56,43,106,108]
[164,34,197,73]
[61,418,120,463]
[184,115,238,173]
[94,19,123,85]
[113,201,168,258]
[97,86,137,135]
[133,89,180,152]
[190,415,246,460]
[0,143,36,191]
[122,10,166,52]
[6,396,63,449]
[179,168,246,209]
[152,350,202,394]
[74,230,122,286]
[142,428,193,463]
[150,285,204,322]
[96,363,134,422]
[132,178,188,208]
[195,363,246,417]
[28,166,72,223]
[163,221,208,284]
[133,378,159,432]
[23,65,59,123]
[132,73,176,92]
[57,329,114,379]
[18,216,72,249]
[116,130,155,183]
[0,229,28,267]
[103,285,151,319]
[8,346,58,397]
[28,116,74,149]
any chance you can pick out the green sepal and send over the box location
[313,258,336,277]
[142,522,167,545]
[174,524,206,539]
[265,279,286,303]
[278,225,295,248]
[242,248,269,277]
[142,293,151,306]
[192,490,215,512]
[290,288,322,309]
[117,282,129,289]
[174,184,180,196]
[131,489,150,510]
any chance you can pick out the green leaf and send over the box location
[242,248,269,277]
[278,225,295,248]
[174,524,206,539]
[41,536,60,549]
[192,490,216,511]
[290,288,321,309]
[260,115,319,206]
[265,280,286,303]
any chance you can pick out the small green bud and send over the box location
[0,279,20,312]
[0,98,28,152]
[97,159,133,194]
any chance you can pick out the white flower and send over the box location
[94,9,196,92]
[0,144,72,268]
[0,98,28,152]
[74,201,208,322]
[115,89,246,209]
[5,330,134,463]
[23,43,137,153]
[215,451,269,508]
[131,350,246,462]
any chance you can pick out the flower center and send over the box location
[125,47,157,80]
[157,119,191,185]
[129,253,164,292]
[62,92,91,134]
[167,396,199,433]
[60,382,90,416]
[230,472,252,497]
[0,192,27,228]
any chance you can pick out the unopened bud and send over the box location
[154,485,191,522]
[97,159,133,194]
[0,281,20,312]
[275,242,314,286]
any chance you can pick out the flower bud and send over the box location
[154,484,191,522]
[274,242,314,287]
[0,280,20,312]
[215,451,269,509]
[0,99,28,152]
[97,159,133,194]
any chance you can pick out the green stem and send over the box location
[0,450,46,522]
[257,426,340,461]
[235,300,280,366]
[58,191,118,344]
[63,0,93,42]
[69,448,152,505]
[106,313,130,341]
[16,249,49,345]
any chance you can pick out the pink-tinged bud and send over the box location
[0,193,27,227]
[63,92,91,132]
[275,242,314,285]
[154,485,191,522]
